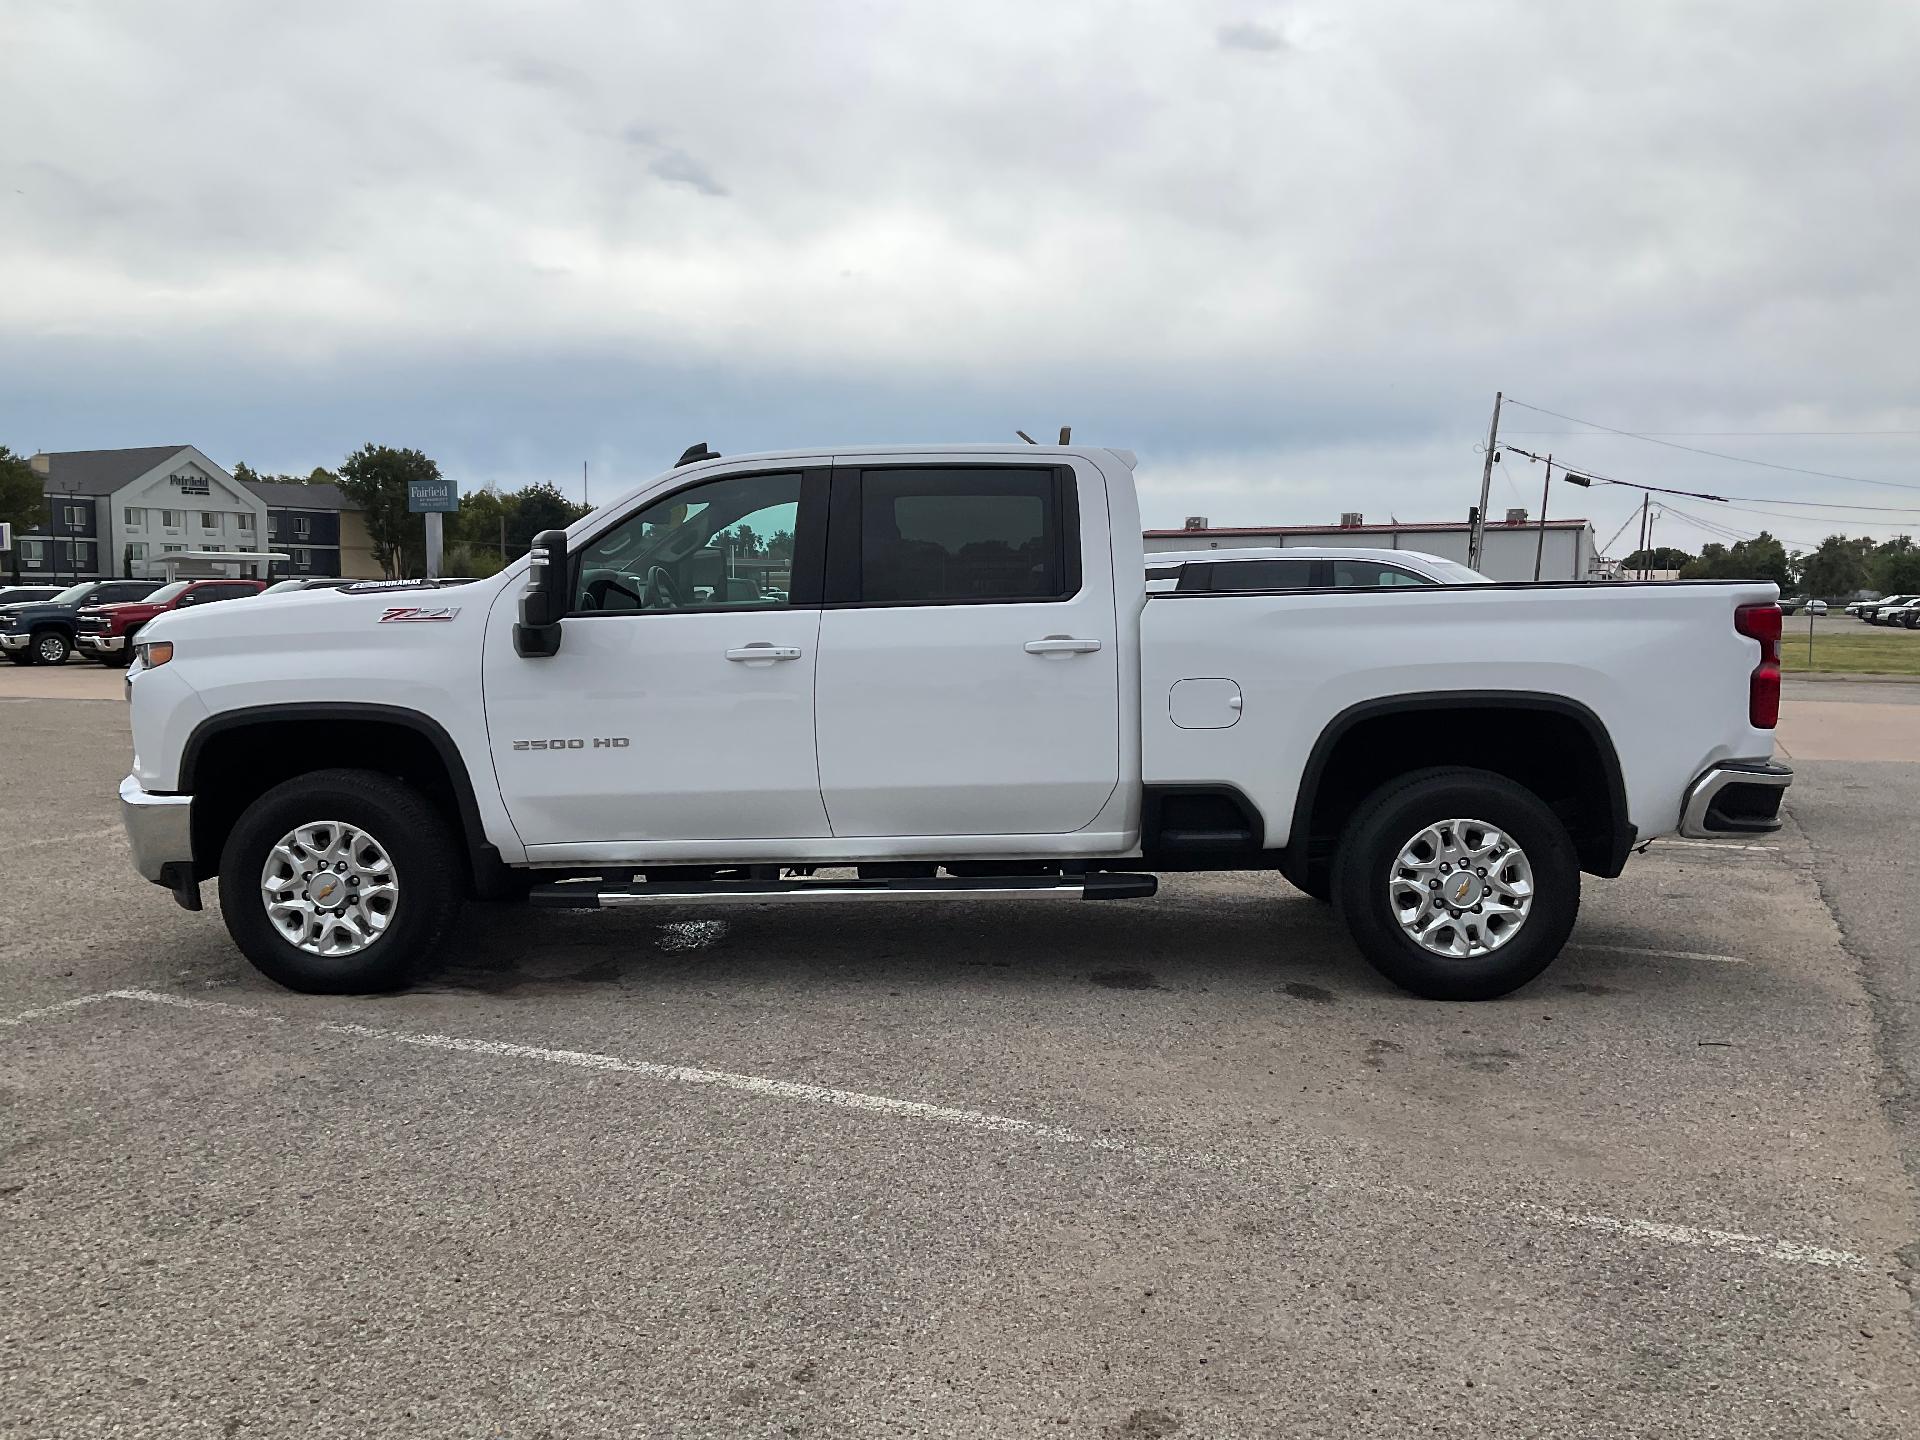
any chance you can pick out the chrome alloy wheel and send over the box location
[1388,818,1534,959]
[36,633,67,663]
[260,820,399,958]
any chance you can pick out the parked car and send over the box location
[0,579,166,666]
[0,585,63,607]
[77,578,269,665]
[1862,594,1920,624]
[121,443,1790,1004]
[1877,597,1920,629]
[1146,546,1492,593]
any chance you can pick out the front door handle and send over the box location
[725,643,803,663]
[1024,636,1103,655]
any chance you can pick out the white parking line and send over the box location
[0,992,123,1027]
[0,988,1875,1273]
[0,825,124,856]
[1571,942,1749,965]
[1654,840,1781,854]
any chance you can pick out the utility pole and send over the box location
[1532,453,1552,582]
[1468,391,1503,572]
[1636,494,1651,579]
[583,460,589,509]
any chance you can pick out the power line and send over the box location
[1505,429,1920,438]
[1503,397,1920,492]
[1499,445,1920,514]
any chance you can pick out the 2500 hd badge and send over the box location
[510,737,631,751]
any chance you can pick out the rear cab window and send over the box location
[834,466,1078,605]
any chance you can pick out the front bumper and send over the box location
[0,632,29,652]
[77,633,126,654]
[1679,762,1793,838]
[120,774,194,889]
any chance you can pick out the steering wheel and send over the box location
[642,565,681,610]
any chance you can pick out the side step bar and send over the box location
[530,872,1158,910]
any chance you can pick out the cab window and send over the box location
[573,471,805,613]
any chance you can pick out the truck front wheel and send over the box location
[1332,767,1578,1001]
[218,768,464,993]
[31,629,71,665]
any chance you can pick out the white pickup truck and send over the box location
[118,444,1791,1001]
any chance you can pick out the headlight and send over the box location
[135,640,174,670]
[0,612,15,626]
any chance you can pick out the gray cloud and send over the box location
[2,1,1918,556]
[1217,21,1287,53]
[646,148,729,197]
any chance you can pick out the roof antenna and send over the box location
[1015,430,1037,445]
[1058,426,1071,444]
[676,442,719,467]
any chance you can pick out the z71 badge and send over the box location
[379,606,461,623]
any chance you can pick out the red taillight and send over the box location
[1735,603,1782,728]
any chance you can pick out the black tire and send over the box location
[29,628,70,666]
[218,768,464,993]
[1332,767,1579,1001]
[1291,866,1333,903]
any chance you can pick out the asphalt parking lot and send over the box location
[3,673,1917,1438]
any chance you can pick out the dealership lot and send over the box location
[3,683,1916,1437]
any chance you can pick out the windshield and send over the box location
[141,581,190,605]
[51,582,95,604]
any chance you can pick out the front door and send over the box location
[813,462,1122,837]
[484,466,832,847]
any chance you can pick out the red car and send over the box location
[75,578,269,665]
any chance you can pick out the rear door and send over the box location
[813,460,1121,837]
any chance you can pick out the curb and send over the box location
[1783,671,1920,686]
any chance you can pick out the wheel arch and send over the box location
[180,703,509,892]
[1287,691,1634,885]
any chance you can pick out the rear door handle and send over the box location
[725,643,803,663]
[1024,636,1103,655]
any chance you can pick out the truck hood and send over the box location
[0,600,82,624]
[142,572,511,657]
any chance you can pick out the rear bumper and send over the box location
[1679,762,1792,838]
[119,774,193,884]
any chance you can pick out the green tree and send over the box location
[1,444,49,540]
[1679,532,1792,589]
[235,462,341,487]
[1795,535,1874,599]
[506,481,588,554]
[1619,545,1693,573]
[1869,537,1920,595]
[337,444,440,578]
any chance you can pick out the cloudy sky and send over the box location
[5,0,1918,556]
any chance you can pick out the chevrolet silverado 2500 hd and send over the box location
[117,445,1791,1000]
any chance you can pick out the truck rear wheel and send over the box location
[218,768,464,993]
[1331,767,1578,1001]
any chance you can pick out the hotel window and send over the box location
[124,507,142,527]
[19,538,45,567]
[162,544,185,554]
[236,513,254,532]
[200,511,219,530]
[294,515,312,539]
[128,543,147,562]
[161,510,183,528]
[64,504,87,527]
